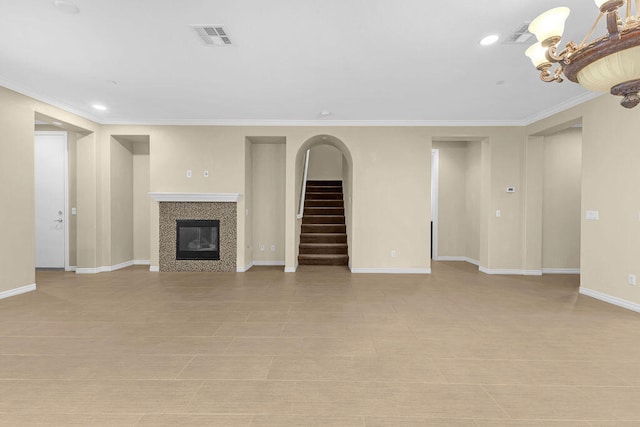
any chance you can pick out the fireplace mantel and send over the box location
[149,192,240,202]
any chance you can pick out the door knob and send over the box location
[53,218,63,223]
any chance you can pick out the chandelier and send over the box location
[525,0,640,108]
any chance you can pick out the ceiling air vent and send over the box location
[192,25,232,46]
[504,23,533,44]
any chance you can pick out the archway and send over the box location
[294,135,354,270]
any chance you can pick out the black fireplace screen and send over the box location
[176,219,220,260]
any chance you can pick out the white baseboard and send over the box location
[478,266,579,276]
[524,270,543,276]
[479,267,542,276]
[76,260,135,274]
[237,263,253,272]
[0,283,36,300]
[133,260,151,266]
[284,266,297,273]
[76,267,100,274]
[149,266,160,272]
[66,266,76,272]
[543,268,580,274]
[111,260,135,271]
[253,260,285,266]
[351,268,431,274]
[436,256,480,266]
[580,287,640,314]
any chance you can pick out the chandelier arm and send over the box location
[553,65,564,83]
[546,45,563,62]
[538,64,563,83]
[546,44,576,62]
[607,9,622,39]
[579,12,605,48]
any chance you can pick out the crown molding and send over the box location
[0,76,102,123]
[522,92,603,126]
[101,118,529,127]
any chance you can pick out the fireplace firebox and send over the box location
[176,219,220,260]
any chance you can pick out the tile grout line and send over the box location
[480,384,511,420]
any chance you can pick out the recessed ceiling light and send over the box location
[479,34,500,46]
[53,0,80,14]
[92,104,107,111]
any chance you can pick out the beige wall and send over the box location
[133,141,150,262]
[110,137,134,266]
[433,141,467,257]
[433,141,481,261]
[542,128,581,270]
[1,88,37,292]
[307,144,343,180]
[527,94,640,305]
[251,143,286,263]
[342,152,353,267]
[243,139,253,270]
[465,141,481,261]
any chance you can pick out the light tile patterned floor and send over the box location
[0,262,639,426]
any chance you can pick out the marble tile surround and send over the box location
[159,202,236,272]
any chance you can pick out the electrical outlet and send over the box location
[496,210,501,218]
[585,210,599,220]
[260,244,265,251]
[271,245,276,252]
[629,274,637,286]
[391,250,397,257]
[186,169,192,178]
[203,170,209,177]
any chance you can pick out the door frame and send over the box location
[431,149,439,260]
[34,131,70,271]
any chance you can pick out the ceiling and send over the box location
[0,0,607,125]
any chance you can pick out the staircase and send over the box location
[298,180,349,266]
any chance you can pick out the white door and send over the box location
[35,132,68,269]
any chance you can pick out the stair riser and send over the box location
[298,256,349,266]
[302,224,346,233]
[302,216,345,224]
[306,180,342,186]
[304,207,344,215]
[299,247,348,255]
[304,192,343,200]
[306,186,343,193]
[305,200,344,208]
[300,234,347,244]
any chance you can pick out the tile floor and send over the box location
[0,262,639,426]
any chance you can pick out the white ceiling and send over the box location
[0,0,608,125]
